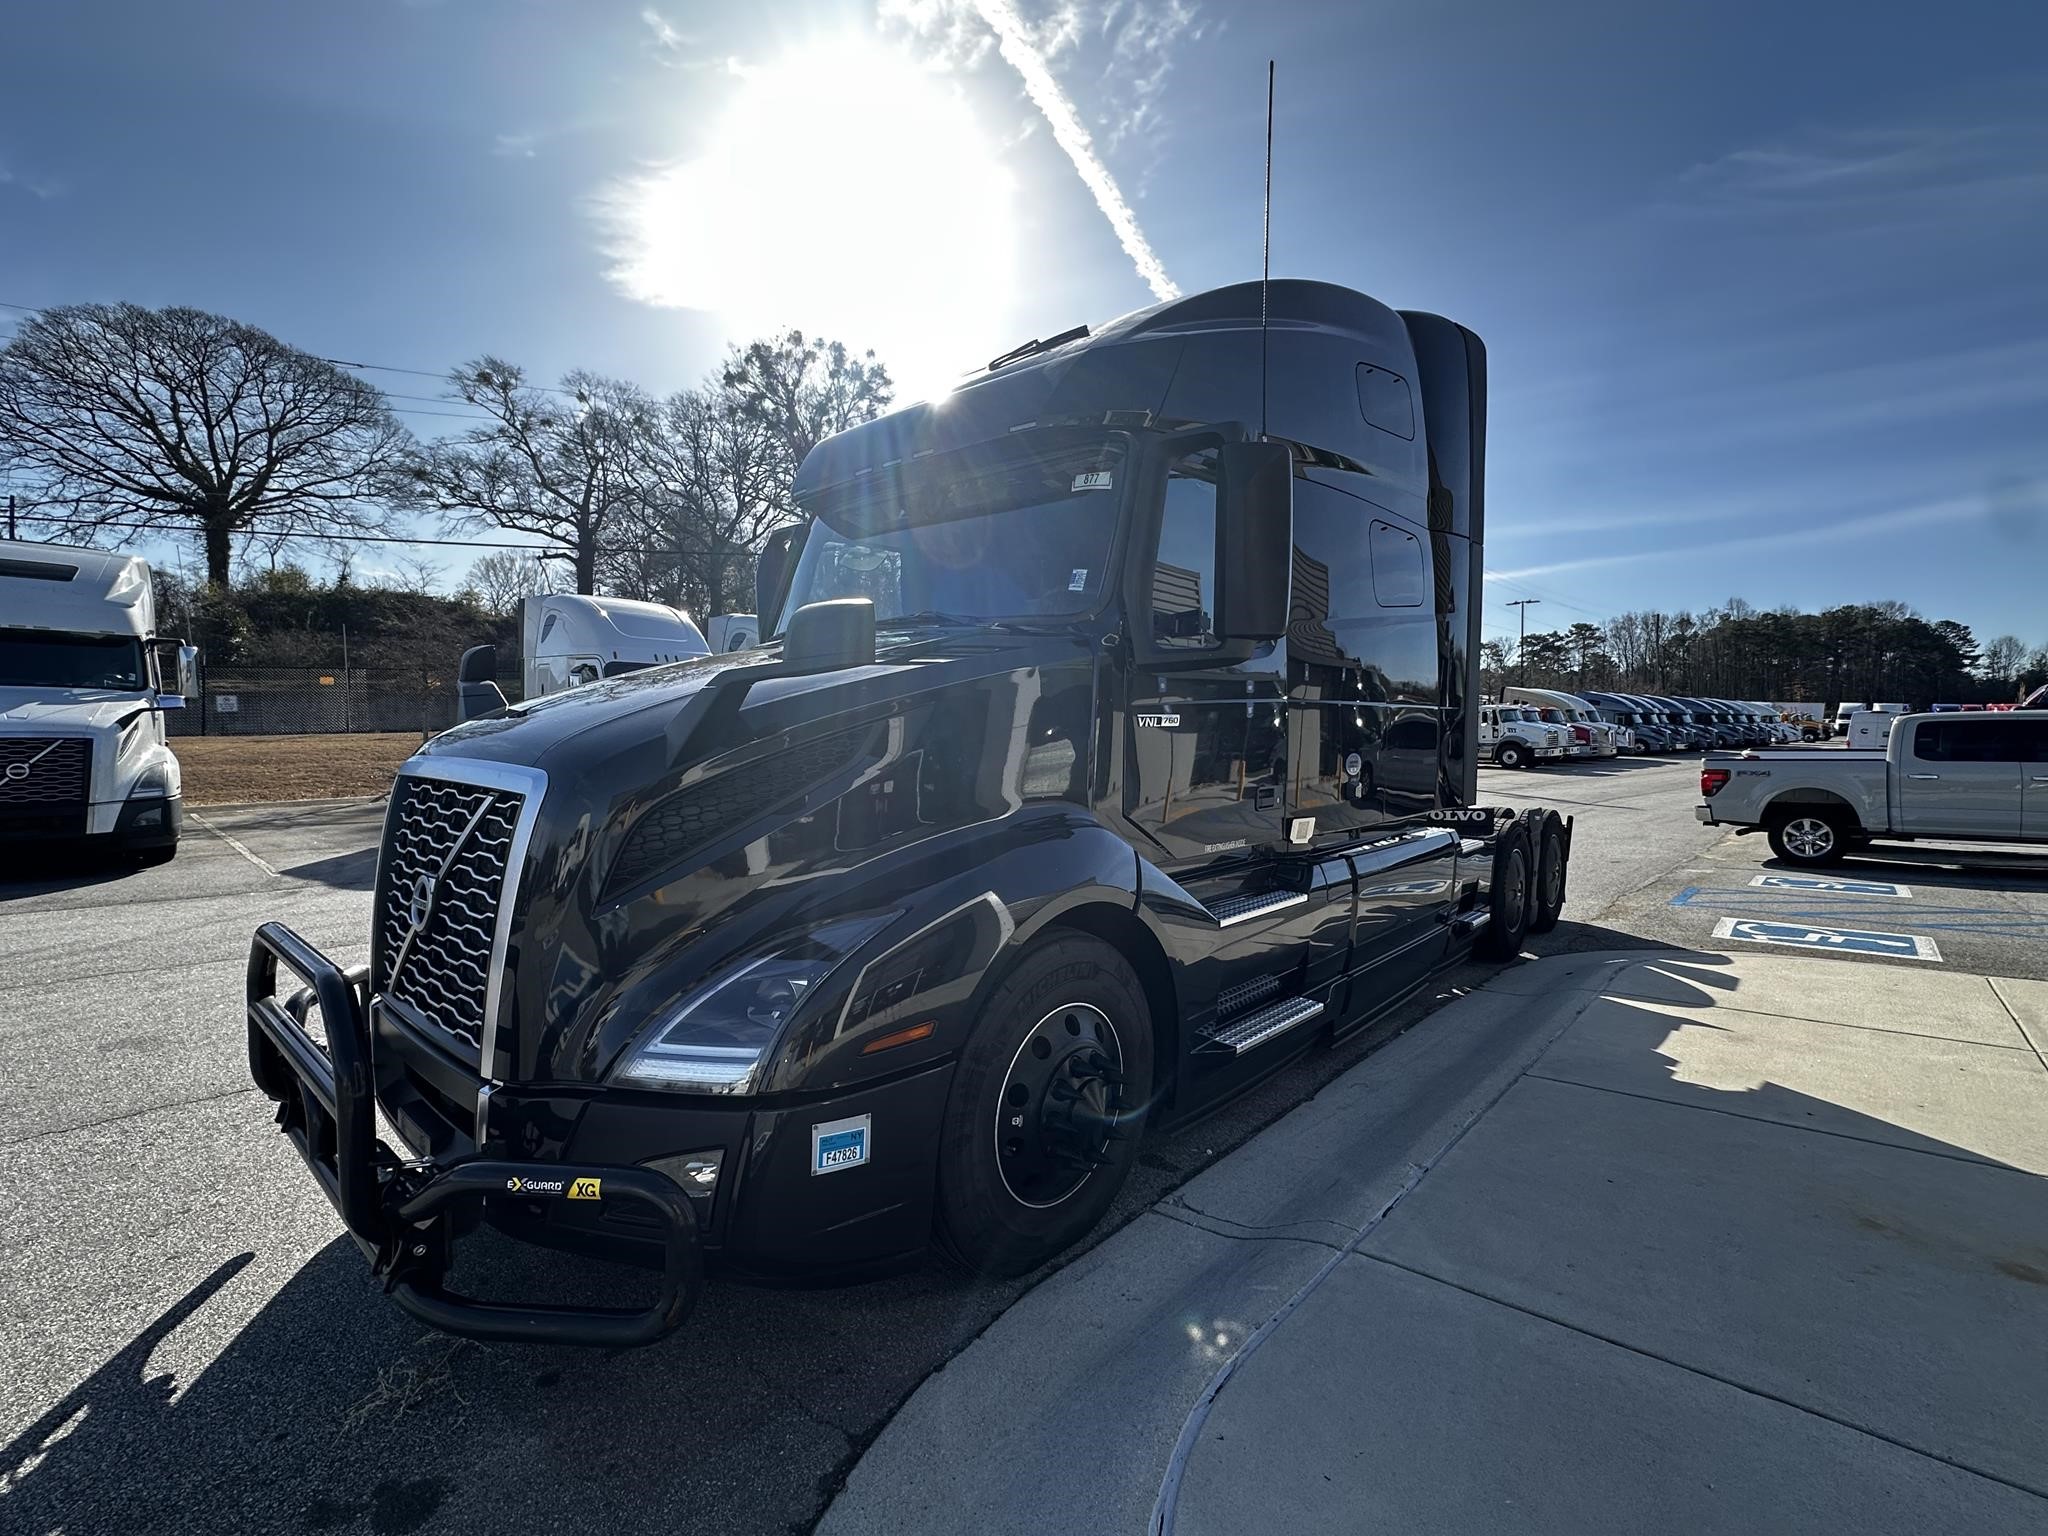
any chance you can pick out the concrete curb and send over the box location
[818,950,1676,1536]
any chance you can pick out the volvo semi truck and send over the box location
[0,539,197,863]
[243,281,1573,1346]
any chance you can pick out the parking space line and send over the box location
[186,811,280,877]
[1711,917,1941,962]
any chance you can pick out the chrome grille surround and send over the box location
[373,758,547,1076]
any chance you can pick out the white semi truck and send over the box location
[519,594,710,700]
[0,539,197,864]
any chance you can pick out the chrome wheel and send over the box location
[993,1003,1127,1210]
[1783,816,1836,859]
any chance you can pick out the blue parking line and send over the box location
[1669,886,2048,937]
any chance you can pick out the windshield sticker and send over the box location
[1071,470,1114,492]
[1069,569,1088,591]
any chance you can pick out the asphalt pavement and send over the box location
[5,752,2045,1534]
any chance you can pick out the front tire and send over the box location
[1768,812,1848,867]
[936,933,1154,1278]
[1496,741,1529,771]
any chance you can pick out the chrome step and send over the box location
[1215,973,1283,1018]
[1447,909,1491,938]
[1200,995,1324,1055]
[1203,889,1307,927]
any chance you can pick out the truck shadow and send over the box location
[8,941,2045,1534]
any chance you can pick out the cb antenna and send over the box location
[1260,59,1275,439]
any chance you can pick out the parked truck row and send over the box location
[1478,688,1812,768]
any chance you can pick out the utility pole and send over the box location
[6,495,14,540]
[1507,598,1541,689]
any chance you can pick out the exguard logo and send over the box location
[504,1175,568,1195]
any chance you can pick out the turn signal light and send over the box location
[1700,768,1731,797]
[861,1020,937,1055]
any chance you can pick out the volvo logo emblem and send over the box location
[406,873,435,934]
[1,762,25,783]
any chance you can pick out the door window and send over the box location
[1369,520,1425,608]
[1914,719,2026,762]
[1151,451,1220,648]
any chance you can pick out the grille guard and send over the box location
[245,921,702,1347]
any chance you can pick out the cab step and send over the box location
[1198,995,1324,1055]
[1202,889,1307,927]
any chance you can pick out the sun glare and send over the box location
[605,34,1019,400]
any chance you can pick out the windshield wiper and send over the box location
[883,611,1064,636]
[884,610,983,630]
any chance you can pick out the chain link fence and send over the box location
[164,661,524,738]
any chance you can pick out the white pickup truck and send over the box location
[1696,710,2048,866]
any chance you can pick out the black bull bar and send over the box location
[245,921,701,1347]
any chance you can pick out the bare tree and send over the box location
[1980,633,2027,687]
[0,303,408,586]
[613,381,786,615]
[463,548,558,617]
[399,360,650,593]
[720,331,894,521]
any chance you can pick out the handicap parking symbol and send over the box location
[1750,874,1913,899]
[1712,917,1941,962]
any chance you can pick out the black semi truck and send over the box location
[245,280,1571,1346]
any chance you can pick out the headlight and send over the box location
[612,915,893,1094]
[129,760,175,798]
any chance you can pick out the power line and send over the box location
[0,298,583,398]
[23,517,563,553]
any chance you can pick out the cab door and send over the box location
[2018,717,2048,841]
[1899,718,2027,838]
[1124,440,1289,867]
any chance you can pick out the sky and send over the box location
[2,0,2044,651]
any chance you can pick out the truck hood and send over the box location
[402,626,1103,1085]
[0,688,155,732]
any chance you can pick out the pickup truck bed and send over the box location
[1696,711,2048,866]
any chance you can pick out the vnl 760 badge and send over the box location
[811,1114,872,1176]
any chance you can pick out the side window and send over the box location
[1917,720,2024,762]
[1151,452,1218,648]
[2019,719,2048,763]
[1355,364,1415,439]
[1369,520,1425,608]
[538,613,559,645]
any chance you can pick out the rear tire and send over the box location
[1495,741,1529,771]
[935,933,1154,1278]
[1528,812,1568,934]
[1768,812,1848,867]
[1476,819,1535,961]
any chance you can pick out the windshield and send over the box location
[778,435,1123,633]
[0,630,146,690]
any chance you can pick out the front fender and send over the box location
[753,807,1141,1095]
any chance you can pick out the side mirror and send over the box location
[457,643,509,722]
[756,525,803,633]
[782,598,874,675]
[153,640,200,709]
[1215,440,1293,641]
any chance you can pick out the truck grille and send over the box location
[0,737,91,806]
[376,774,526,1055]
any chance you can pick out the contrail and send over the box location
[968,0,1180,301]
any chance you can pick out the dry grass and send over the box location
[174,731,421,805]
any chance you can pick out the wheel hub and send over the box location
[995,1004,1127,1209]
[1786,817,1833,857]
